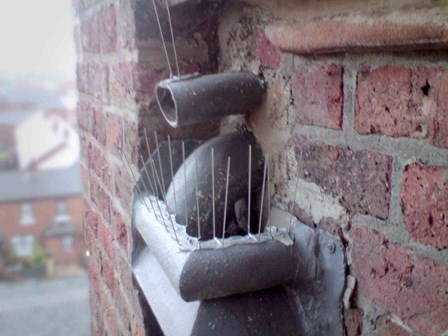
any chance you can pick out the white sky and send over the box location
[0,0,76,78]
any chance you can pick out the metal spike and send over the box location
[194,150,201,245]
[140,155,168,232]
[211,148,216,239]
[247,145,252,235]
[167,136,178,217]
[222,157,231,246]
[258,156,268,241]
[289,150,303,233]
[154,131,166,197]
[267,155,272,238]
[182,141,188,228]
[116,145,147,210]
[137,155,157,216]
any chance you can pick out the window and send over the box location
[11,235,34,257]
[20,203,34,225]
[55,200,69,222]
[62,236,73,252]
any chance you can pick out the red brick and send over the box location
[101,253,116,294]
[105,112,122,154]
[254,30,281,69]
[111,206,129,253]
[80,5,117,54]
[344,308,363,336]
[374,316,412,336]
[90,176,111,222]
[92,107,106,145]
[89,143,110,186]
[356,65,448,148]
[79,135,91,166]
[76,63,89,94]
[88,258,101,300]
[291,138,392,219]
[98,218,113,261]
[80,164,89,196]
[291,64,343,130]
[109,62,160,104]
[401,163,448,250]
[350,227,448,336]
[116,254,133,295]
[122,119,138,164]
[116,0,135,50]
[81,14,101,53]
[265,15,448,55]
[88,63,109,101]
[112,160,132,208]
[109,62,134,102]
[101,5,117,53]
[77,100,93,133]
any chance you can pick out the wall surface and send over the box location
[74,0,219,334]
[215,2,447,335]
[75,0,447,335]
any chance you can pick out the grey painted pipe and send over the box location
[166,131,264,240]
[155,72,265,128]
[179,240,299,302]
[134,199,300,302]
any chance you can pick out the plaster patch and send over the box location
[287,178,349,224]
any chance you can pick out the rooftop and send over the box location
[0,109,35,126]
[0,164,83,203]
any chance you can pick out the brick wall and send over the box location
[75,0,447,335]
[74,0,219,334]
[217,2,447,335]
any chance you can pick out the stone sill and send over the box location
[265,9,448,55]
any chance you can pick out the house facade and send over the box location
[0,164,84,270]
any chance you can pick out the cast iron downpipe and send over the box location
[156,72,265,128]
[165,131,264,240]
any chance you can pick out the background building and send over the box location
[0,164,84,274]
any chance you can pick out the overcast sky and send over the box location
[0,0,76,78]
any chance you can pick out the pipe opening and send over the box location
[156,85,178,127]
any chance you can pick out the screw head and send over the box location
[326,241,336,254]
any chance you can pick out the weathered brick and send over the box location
[112,160,132,207]
[401,163,448,250]
[89,143,110,187]
[105,112,122,154]
[90,176,111,222]
[291,64,343,130]
[98,218,113,261]
[109,62,161,104]
[101,5,117,53]
[344,308,363,336]
[350,227,448,336]
[88,63,109,101]
[254,30,281,69]
[88,258,101,300]
[111,206,129,253]
[116,0,135,50]
[374,316,412,336]
[101,253,116,294]
[356,65,448,148]
[80,164,89,196]
[81,14,101,53]
[291,139,392,219]
[92,106,106,145]
[76,63,89,94]
[80,4,117,53]
[77,100,93,133]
